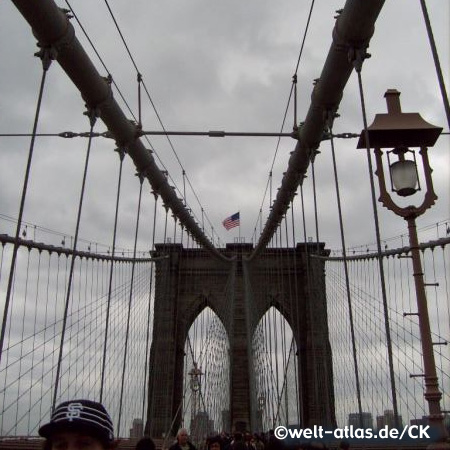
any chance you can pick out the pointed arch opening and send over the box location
[252,306,300,432]
[182,306,230,442]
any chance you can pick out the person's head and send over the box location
[39,399,115,450]
[136,437,156,450]
[234,432,243,442]
[207,436,222,450]
[338,441,350,450]
[177,428,189,446]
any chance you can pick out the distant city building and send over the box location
[410,416,428,427]
[130,418,144,439]
[376,410,403,430]
[222,409,230,433]
[348,412,373,429]
[191,411,214,443]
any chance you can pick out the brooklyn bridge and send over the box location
[0,0,449,448]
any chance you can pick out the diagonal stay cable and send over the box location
[65,0,216,245]
[102,0,218,243]
[252,0,316,238]
[11,0,230,261]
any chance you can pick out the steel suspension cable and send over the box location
[0,49,54,365]
[101,0,218,245]
[420,0,450,130]
[163,206,169,244]
[326,115,363,426]
[290,200,302,425]
[352,49,400,427]
[100,148,125,402]
[252,0,316,236]
[251,1,386,259]
[117,174,145,434]
[142,192,158,421]
[310,153,321,251]
[64,0,139,128]
[52,109,98,410]
[12,0,228,261]
[299,182,321,426]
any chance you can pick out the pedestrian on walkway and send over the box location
[136,437,156,450]
[39,399,116,450]
[169,428,197,450]
[207,435,223,450]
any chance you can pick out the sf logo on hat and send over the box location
[66,402,83,421]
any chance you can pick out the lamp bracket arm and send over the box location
[374,148,407,216]
[375,147,438,219]
[409,147,438,217]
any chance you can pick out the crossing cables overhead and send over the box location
[249,0,386,260]
[251,0,316,245]
[100,0,221,248]
[11,0,230,262]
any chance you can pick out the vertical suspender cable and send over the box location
[142,192,158,420]
[201,208,205,233]
[299,183,318,426]
[352,50,399,427]
[182,170,187,205]
[173,217,178,244]
[137,72,143,129]
[100,148,125,402]
[327,116,363,425]
[117,174,145,434]
[269,172,273,208]
[420,0,450,130]
[290,200,302,426]
[283,217,291,423]
[0,49,53,364]
[310,153,321,252]
[163,206,169,244]
[52,108,97,410]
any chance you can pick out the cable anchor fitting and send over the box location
[324,109,339,132]
[83,105,100,128]
[135,172,146,185]
[34,45,58,71]
[348,47,371,73]
[114,146,126,162]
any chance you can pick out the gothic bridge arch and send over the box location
[146,243,335,437]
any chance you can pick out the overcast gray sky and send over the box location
[0,0,448,254]
[0,0,449,437]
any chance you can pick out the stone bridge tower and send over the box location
[145,242,335,437]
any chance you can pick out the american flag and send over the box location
[222,212,240,230]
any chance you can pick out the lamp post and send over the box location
[358,89,448,448]
[189,362,203,413]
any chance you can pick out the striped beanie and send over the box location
[39,399,114,444]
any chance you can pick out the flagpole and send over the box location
[238,210,241,242]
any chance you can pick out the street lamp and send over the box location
[358,89,448,448]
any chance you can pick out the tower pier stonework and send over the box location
[146,243,335,438]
